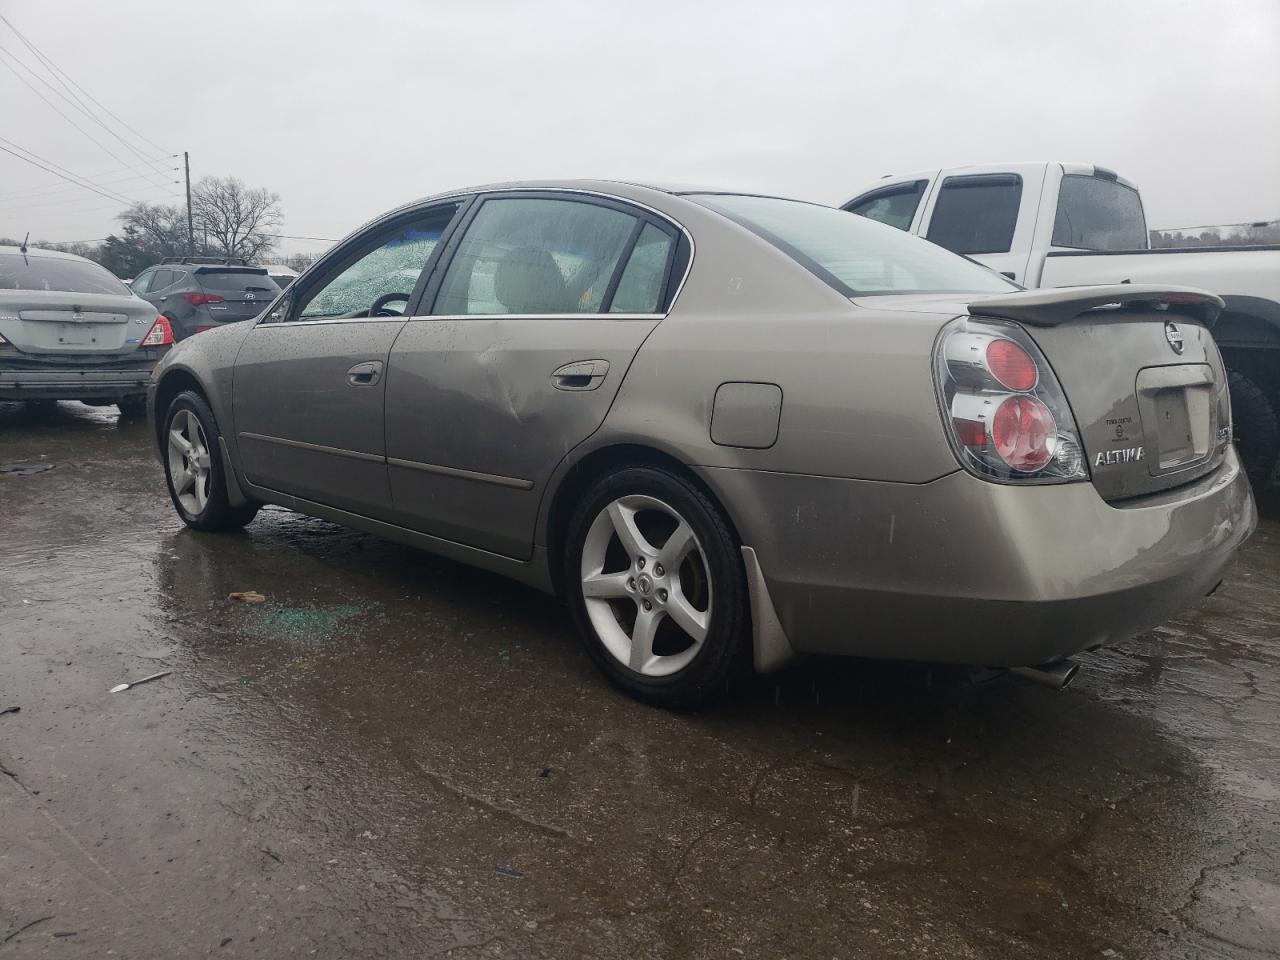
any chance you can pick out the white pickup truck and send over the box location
[842,162,1280,486]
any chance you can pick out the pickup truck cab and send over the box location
[843,162,1280,486]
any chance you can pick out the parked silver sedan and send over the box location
[148,181,1256,705]
[1,245,172,414]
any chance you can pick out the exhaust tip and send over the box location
[1009,659,1079,690]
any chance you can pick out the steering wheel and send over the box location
[369,292,411,317]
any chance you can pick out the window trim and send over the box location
[840,179,929,230]
[925,173,1024,255]
[257,188,695,327]
[420,190,685,319]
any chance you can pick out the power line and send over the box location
[0,139,134,204]
[0,12,172,159]
[3,186,181,215]
[0,169,177,204]
[0,159,178,199]
[264,233,340,242]
[0,134,139,202]
[0,58,143,178]
[0,45,173,186]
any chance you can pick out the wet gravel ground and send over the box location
[1,400,1278,960]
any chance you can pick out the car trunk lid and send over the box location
[1,291,159,356]
[193,268,277,324]
[968,285,1231,500]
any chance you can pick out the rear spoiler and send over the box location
[968,284,1223,328]
[191,265,269,276]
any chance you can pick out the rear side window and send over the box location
[609,223,673,313]
[926,175,1022,255]
[150,269,176,290]
[434,197,638,315]
[843,181,926,231]
[197,270,279,293]
[1052,175,1147,251]
[0,253,130,295]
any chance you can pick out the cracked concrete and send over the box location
[1,399,1278,958]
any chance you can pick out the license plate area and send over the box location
[1136,365,1215,475]
[57,323,91,345]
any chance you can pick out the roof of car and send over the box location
[0,244,95,262]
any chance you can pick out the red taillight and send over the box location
[991,395,1055,472]
[953,418,986,447]
[183,292,225,306]
[985,339,1037,392]
[141,315,173,347]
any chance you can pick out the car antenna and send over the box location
[19,231,29,264]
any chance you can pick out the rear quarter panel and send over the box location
[546,202,961,545]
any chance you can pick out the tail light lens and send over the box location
[935,316,1087,483]
[183,292,225,306]
[140,315,173,347]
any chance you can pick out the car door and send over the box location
[232,201,465,519]
[384,192,685,559]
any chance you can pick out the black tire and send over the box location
[563,465,749,707]
[1229,369,1280,488]
[162,390,259,531]
[116,397,148,419]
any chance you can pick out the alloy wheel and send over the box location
[579,494,713,677]
[167,408,212,515]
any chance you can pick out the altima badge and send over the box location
[1095,446,1144,467]
[1165,321,1184,355]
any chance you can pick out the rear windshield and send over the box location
[197,270,280,293]
[1052,175,1147,251]
[0,252,130,295]
[691,194,1017,296]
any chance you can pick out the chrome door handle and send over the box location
[347,360,383,386]
[551,359,609,391]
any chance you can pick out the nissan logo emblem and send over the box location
[1164,321,1184,355]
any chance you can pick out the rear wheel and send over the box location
[162,390,258,531]
[1229,369,1279,487]
[564,465,749,707]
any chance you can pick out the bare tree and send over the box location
[191,176,282,261]
[120,202,188,253]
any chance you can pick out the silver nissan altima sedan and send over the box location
[148,181,1255,706]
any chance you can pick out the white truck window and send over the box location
[842,181,927,231]
[925,174,1022,255]
[1051,175,1147,251]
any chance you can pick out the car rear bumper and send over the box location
[699,447,1256,667]
[0,364,156,400]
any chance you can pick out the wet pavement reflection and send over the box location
[2,400,1277,958]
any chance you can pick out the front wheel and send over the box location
[564,465,749,707]
[162,390,259,531]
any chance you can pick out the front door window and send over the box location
[294,205,459,321]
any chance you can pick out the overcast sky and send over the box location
[3,0,1277,256]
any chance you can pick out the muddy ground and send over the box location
[1,400,1277,959]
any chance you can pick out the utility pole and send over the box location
[184,151,194,255]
